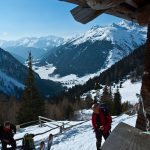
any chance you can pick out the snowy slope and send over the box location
[82,79,141,104]
[9,114,137,150]
[0,70,24,95]
[35,20,146,87]
[50,114,137,150]
[34,64,106,88]
[65,20,146,68]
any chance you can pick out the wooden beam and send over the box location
[105,4,137,22]
[136,23,150,131]
[133,0,149,7]
[60,0,88,6]
[137,4,150,25]
[71,6,105,24]
[125,0,138,8]
[70,3,138,24]
[86,0,126,10]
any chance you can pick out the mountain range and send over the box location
[0,35,64,62]
[34,20,146,87]
[0,20,147,96]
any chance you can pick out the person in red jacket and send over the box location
[92,103,112,150]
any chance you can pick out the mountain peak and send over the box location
[91,25,101,30]
[117,20,140,30]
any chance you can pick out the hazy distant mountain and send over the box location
[0,35,64,61]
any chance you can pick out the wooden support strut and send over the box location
[71,6,105,24]
[137,4,150,25]
[136,23,150,131]
[60,0,88,7]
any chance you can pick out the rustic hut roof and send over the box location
[60,0,150,25]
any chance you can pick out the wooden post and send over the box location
[16,125,20,132]
[136,23,150,131]
[39,116,42,127]
[62,122,64,130]
[60,126,63,134]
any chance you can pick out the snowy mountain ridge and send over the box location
[68,20,146,67]
[0,35,64,49]
[35,20,146,87]
[0,35,64,61]
[69,20,146,46]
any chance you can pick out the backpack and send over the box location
[22,133,35,150]
[100,103,112,130]
[100,103,110,116]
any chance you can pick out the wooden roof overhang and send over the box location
[60,0,150,25]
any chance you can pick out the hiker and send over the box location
[0,121,16,150]
[22,133,35,150]
[47,134,53,150]
[92,103,112,150]
[40,141,45,150]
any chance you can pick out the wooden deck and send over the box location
[102,122,150,150]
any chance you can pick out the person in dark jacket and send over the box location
[47,134,53,150]
[92,103,112,150]
[0,121,16,150]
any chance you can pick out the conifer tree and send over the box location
[113,88,122,115]
[101,86,113,114]
[17,52,45,123]
[85,93,93,108]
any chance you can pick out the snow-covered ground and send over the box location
[82,79,141,104]
[51,114,137,150]
[117,80,141,104]
[33,63,106,88]
[1,113,137,150]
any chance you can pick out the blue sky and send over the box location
[0,0,122,40]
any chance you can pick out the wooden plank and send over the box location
[71,6,105,24]
[136,23,150,131]
[105,4,137,22]
[133,0,148,6]
[137,4,150,25]
[87,0,126,10]
[125,0,138,8]
[101,122,150,150]
[70,2,138,24]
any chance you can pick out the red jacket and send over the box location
[92,110,112,134]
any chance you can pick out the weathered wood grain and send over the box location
[87,0,125,10]
[71,6,105,24]
[102,122,150,150]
